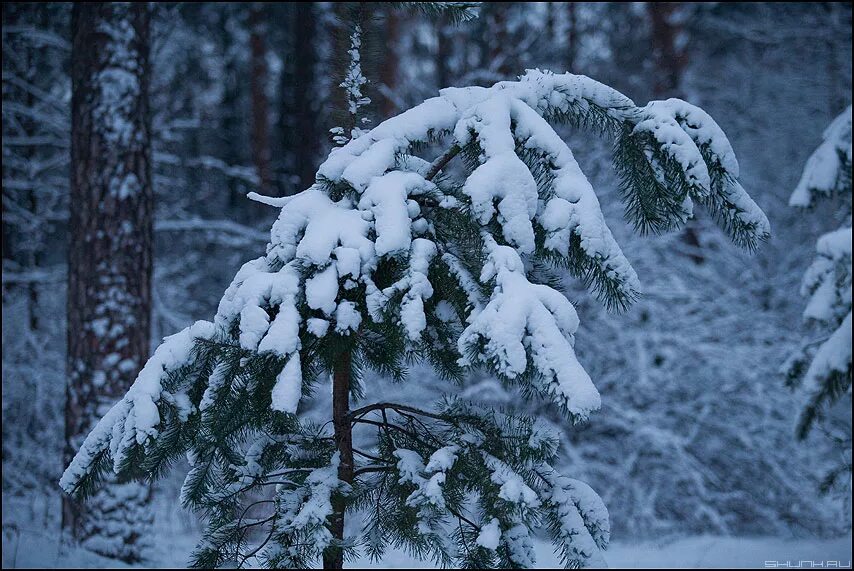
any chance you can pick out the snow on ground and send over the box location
[3,530,851,569]
[351,536,853,569]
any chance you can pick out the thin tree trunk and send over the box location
[323,350,354,570]
[546,2,555,44]
[27,192,40,332]
[63,2,153,562]
[566,2,578,72]
[379,9,399,118]
[489,3,511,79]
[250,2,272,196]
[648,2,687,97]
[294,3,319,190]
[280,2,320,194]
[220,9,243,212]
[331,2,355,141]
[435,14,452,90]
[24,31,39,332]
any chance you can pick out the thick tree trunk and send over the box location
[63,2,153,562]
[323,350,354,570]
[249,2,272,196]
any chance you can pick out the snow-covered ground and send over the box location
[3,530,851,569]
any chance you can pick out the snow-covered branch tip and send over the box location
[246,191,294,208]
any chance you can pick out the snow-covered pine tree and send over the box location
[785,104,852,499]
[61,70,769,568]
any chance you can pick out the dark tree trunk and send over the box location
[294,2,320,190]
[63,2,153,562]
[648,2,688,97]
[488,3,511,79]
[330,2,367,141]
[249,2,272,196]
[379,9,399,118]
[566,2,578,72]
[435,14,452,89]
[280,2,320,194]
[330,2,354,141]
[546,1,555,44]
[219,8,243,212]
[323,350,354,570]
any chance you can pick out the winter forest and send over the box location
[2,2,852,569]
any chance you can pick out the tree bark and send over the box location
[63,2,153,562]
[323,350,354,569]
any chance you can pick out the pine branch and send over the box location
[392,2,480,24]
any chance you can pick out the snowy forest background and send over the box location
[2,2,852,568]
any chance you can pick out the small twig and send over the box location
[353,466,393,477]
[448,506,480,533]
[394,409,443,444]
[240,518,277,567]
[353,448,386,464]
[425,143,461,181]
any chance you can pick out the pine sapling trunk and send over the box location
[318,146,456,569]
[324,349,354,569]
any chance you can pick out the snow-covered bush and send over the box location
[61,70,768,568]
